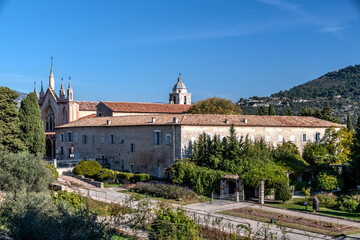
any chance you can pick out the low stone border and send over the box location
[63,172,104,188]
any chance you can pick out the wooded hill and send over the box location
[238,64,360,123]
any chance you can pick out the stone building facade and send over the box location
[55,114,343,177]
[38,62,192,160]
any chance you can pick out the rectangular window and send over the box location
[121,159,125,172]
[74,133,78,143]
[68,148,71,157]
[67,132,72,142]
[109,134,115,144]
[130,143,135,152]
[100,135,104,144]
[166,134,171,145]
[315,132,321,142]
[119,135,125,143]
[60,147,64,155]
[59,133,64,142]
[92,135,95,144]
[130,164,134,173]
[153,130,162,145]
[82,135,87,144]
[302,134,307,142]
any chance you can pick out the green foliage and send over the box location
[19,92,45,155]
[323,127,353,164]
[257,106,267,115]
[0,87,26,152]
[47,163,59,180]
[302,187,311,203]
[0,191,115,240]
[316,172,343,191]
[351,115,360,185]
[272,142,309,174]
[149,203,200,240]
[132,182,198,201]
[302,142,328,165]
[51,190,87,209]
[170,160,227,196]
[0,151,55,193]
[292,180,310,191]
[338,196,358,212]
[274,180,292,203]
[73,160,102,177]
[189,97,242,115]
[131,173,150,182]
[314,193,338,209]
[268,104,276,115]
[347,113,353,131]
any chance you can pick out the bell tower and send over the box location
[169,73,191,105]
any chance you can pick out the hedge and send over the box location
[73,160,102,177]
[170,160,227,196]
[133,182,198,201]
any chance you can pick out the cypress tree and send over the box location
[351,115,360,184]
[347,113,353,131]
[268,104,276,115]
[19,92,45,155]
[285,109,294,116]
[258,106,267,115]
[0,87,26,152]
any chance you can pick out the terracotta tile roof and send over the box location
[100,101,191,114]
[78,113,97,120]
[56,114,344,129]
[73,101,98,111]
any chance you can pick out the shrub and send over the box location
[316,172,343,191]
[149,203,200,240]
[338,196,358,212]
[133,182,198,201]
[0,151,54,193]
[0,191,114,239]
[275,180,292,203]
[170,160,227,196]
[51,190,87,209]
[314,193,338,209]
[96,168,117,182]
[132,173,150,183]
[73,160,102,177]
[117,172,135,182]
[293,180,309,191]
[47,163,59,180]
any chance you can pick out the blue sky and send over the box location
[0,0,359,103]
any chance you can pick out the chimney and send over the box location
[173,117,178,123]
[106,120,111,125]
[244,118,248,124]
[225,119,230,124]
[152,117,156,123]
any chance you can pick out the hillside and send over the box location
[15,90,28,108]
[238,65,360,123]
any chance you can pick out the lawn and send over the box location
[266,198,360,221]
[104,182,124,188]
[119,190,210,206]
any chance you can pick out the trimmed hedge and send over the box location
[133,182,198,201]
[73,160,102,177]
[170,160,227,196]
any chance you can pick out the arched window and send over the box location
[184,96,187,104]
[45,106,55,132]
[173,96,176,103]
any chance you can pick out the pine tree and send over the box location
[0,87,26,152]
[268,104,276,115]
[258,106,267,115]
[285,109,294,116]
[347,113,353,131]
[19,92,45,155]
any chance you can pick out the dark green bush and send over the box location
[51,190,87,209]
[96,168,117,182]
[338,196,358,212]
[293,180,310,191]
[131,173,150,183]
[275,180,292,203]
[73,160,102,177]
[0,151,54,193]
[170,160,227,196]
[149,203,200,240]
[313,193,338,209]
[133,182,198,201]
[117,172,135,182]
[316,172,343,191]
[47,163,59,180]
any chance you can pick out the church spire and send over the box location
[49,55,55,90]
[39,80,45,100]
[59,77,66,99]
[34,81,38,97]
[67,76,73,101]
